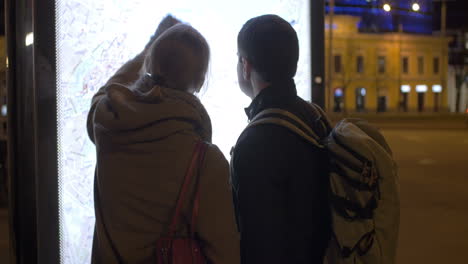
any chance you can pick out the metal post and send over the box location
[435,0,453,112]
[6,0,39,262]
[326,0,334,111]
[398,24,403,112]
[311,0,326,108]
[33,0,61,262]
[5,0,18,262]
[441,0,447,111]
[441,0,447,35]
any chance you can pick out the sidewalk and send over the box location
[0,208,10,263]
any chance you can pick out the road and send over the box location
[381,128,468,263]
[0,128,467,263]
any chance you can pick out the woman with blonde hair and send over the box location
[87,16,239,264]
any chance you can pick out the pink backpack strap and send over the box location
[190,143,208,237]
[168,141,207,236]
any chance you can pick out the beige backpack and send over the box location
[247,104,400,264]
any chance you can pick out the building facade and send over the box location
[325,15,450,113]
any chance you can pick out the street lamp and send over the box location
[383,3,392,12]
[412,3,420,12]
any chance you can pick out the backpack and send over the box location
[246,104,400,264]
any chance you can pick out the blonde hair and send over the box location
[141,24,210,93]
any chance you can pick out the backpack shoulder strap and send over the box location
[190,142,208,237]
[247,108,325,148]
[169,141,205,236]
[251,108,321,140]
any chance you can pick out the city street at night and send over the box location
[1,124,467,263]
[382,127,468,263]
[2,0,468,262]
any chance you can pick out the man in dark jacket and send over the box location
[230,14,331,264]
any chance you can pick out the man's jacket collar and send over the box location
[245,79,297,121]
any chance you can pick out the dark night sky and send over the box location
[0,0,4,35]
[433,0,468,30]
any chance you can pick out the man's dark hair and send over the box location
[237,14,299,82]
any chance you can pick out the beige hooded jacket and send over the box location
[87,53,240,264]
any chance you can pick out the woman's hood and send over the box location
[92,84,212,145]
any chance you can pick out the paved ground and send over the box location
[382,128,468,263]
[0,127,466,263]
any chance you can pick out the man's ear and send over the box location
[242,57,252,81]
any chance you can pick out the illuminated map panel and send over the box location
[56,0,310,263]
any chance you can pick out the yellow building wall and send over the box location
[325,15,450,113]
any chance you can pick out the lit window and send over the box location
[432,85,442,93]
[355,88,366,112]
[1,105,6,116]
[401,85,411,93]
[416,85,428,93]
[360,88,367,96]
[334,88,343,97]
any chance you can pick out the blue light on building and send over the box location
[325,0,433,34]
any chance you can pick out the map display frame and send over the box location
[56,1,311,263]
